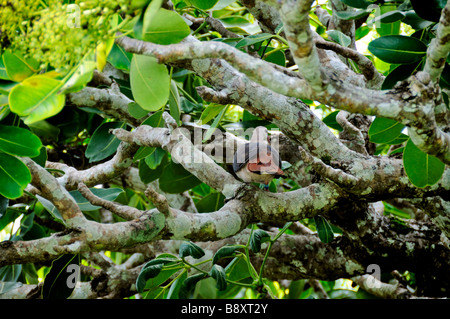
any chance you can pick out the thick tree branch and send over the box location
[424,0,450,81]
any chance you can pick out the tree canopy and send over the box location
[0,0,449,300]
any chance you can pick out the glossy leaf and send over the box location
[410,0,446,22]
[167,271,188,299]
[9,75,65,125]
[159,161,202,194]
[199,104,227,124]
[403,139,445,188]
[189,0,220,10]
[60,53,96,94]
[322,111,344,131]
[249,229,271,253]
[314,215,334,243]
[236,33,273,49]
[339,0,374,9]
[209,264,227,291]
[130,54,170,111]
[143,8,190,44]
[0,125,42,157]
[138,153,168,184]
[368,117,405,144]
[195,192,225,213]
[179,273,207,299]
[107,43,133,72]
[85,121,126,162]
[382,62,420,90]
[145,147,166,170]
[0,153,32,199]
[36,194,64,224]
[136,263,164,293]
[2,51,39,82]
[168,80,181,126]
[368,35,427,64]
[42,254,80,299]
[69,187,124,211]
[225,256,253,282]
[327,30,351,47]
[212,245,241,264]
[179,241,205,259]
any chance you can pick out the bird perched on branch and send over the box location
[233,126,285,190]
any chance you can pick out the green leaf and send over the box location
[69,187,124,211]
[368,35,427,64]
[142,0,164,37]
[128,102,149,119]
[107,43,133,71]
[2,50,39,82]
[36,194,64,224]
[138,153,168,184]
[322,111,343,131]
[159,161,202,194]
[314,215,334,243]
[130,54,170,112]
[60,52,96,94]
[198,104,227,124]
[334,8,371,20]
[212,245,241,264]
[410,0,446,22]
[167,271,188,299]
[179,241,205,259]
[402,11,434,30]
[382,62,420,90]
[235,33,273,49]
[219,16,261,34]
[143,8,190,44]
[261,47,286,67]
[403,139,445,188]
[189,0,220,10]
[339,0,374,9]
[0,125,42,157]
[202,105,227,142]
[0,264,22,282]
[42,254,80,299]
[326,30,351,47]
[179,273,207,299]
[145,147,166,169]
[195,192,225,213]
[168,80,181,126]
[136,264,164,293]
[249,229,271,253]
[225,256,252,282]
[85,121,126,162]
[0,153,32,199]
[134,110,166,161]
[0,57,10,80]
[368,117,405,144]
[209,264,227,291]
[9,75,65,125]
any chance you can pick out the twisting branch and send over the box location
[77,182,143,220]
[297,146,361,191]
[315,36,384,87]
[145,185,171,217]
[111,119,243,199]
[48,141,140,190]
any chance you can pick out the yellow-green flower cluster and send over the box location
[0,0,136,71]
